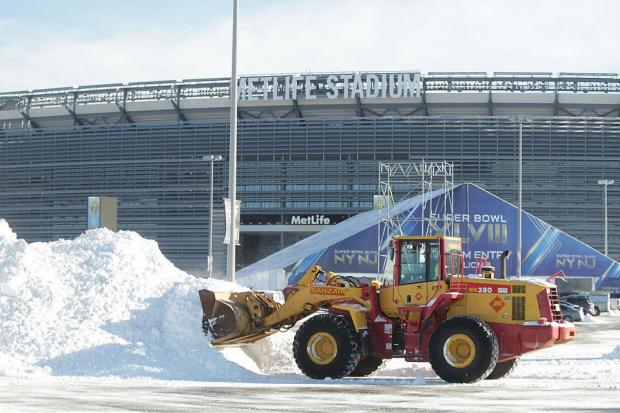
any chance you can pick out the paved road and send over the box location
[1,315,619,413]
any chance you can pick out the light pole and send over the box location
[597,179,614,256]
[227,0,240,283]
[203,154,223,278]
[517,120,523,278]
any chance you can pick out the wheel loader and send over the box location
[199,236,575,383]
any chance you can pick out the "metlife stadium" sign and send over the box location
[238,72,421,101]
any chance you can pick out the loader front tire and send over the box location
[348,355,385,377]
[429,316,499,383]
[293,314,361,379]
[485,357,519,380]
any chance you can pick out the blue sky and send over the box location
[1,0,619,91]
[3,1,230,29]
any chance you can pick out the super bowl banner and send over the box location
[288,184,620,291]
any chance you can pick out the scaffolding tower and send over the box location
[376,160,455,274]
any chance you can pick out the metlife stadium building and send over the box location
[0,72,619,276]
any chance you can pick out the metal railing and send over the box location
[2,72,620,112]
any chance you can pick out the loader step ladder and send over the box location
[447,252,466,295]
[397,290,464,361]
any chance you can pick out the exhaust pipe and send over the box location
[500,250,509,279]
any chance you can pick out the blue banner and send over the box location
[288,184,620,292]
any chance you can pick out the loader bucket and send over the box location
[199,289,283,346]
[199,289,252,342]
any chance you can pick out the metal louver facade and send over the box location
[0,116,618,274]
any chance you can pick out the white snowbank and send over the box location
[224,329,301,375]
[603,345,620,360]
[0,219,257,381]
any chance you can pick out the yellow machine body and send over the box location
[199,235,574,378]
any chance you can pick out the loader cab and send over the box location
[379,236,463,318]
[399,239,440,285]
[381,237,443,285]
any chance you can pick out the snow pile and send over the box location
[0,219,257,381]
[581,314,599,323]
[225,329,300,375]
[603,345,620,360]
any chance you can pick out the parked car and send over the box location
[560,302,584,322]
[560,293,598,316]
[589,292,611,313]
[607,292,620,310]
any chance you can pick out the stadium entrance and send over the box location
[238,213,348,269]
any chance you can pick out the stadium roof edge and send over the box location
[3,71,620,128]
[2,71,620,96]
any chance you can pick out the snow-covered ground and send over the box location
[1,219,619,412]
[1,315,619,413]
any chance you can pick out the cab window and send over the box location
[399,241,427,284]
[380,244,395,287]
[428,240,439,282]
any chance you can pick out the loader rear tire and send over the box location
[429,316,499,383]
[485,357,519,380]
[348,355,385,377]
[293,314,361,379]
